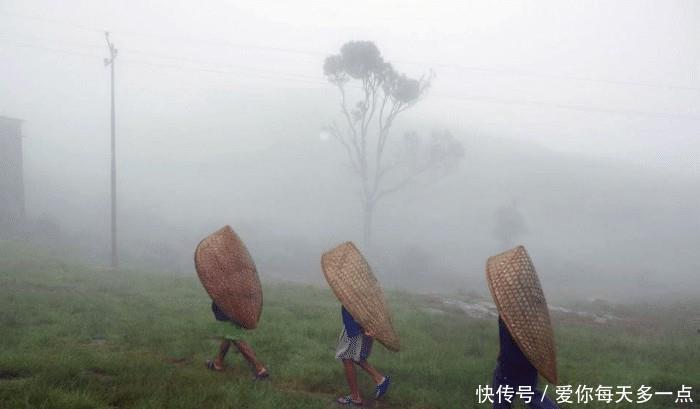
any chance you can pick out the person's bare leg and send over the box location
[343,359,362,402]
[213,339,231,369]
[357,360,384,385]
[233,340,267,375]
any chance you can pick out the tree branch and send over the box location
[327,123,360,175]
[337,83,365,175]
[375,161,432,202]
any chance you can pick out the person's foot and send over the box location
[254,367,270,380]
[205,359,224,371]
[375,375,391,399]
[336,395,363,406]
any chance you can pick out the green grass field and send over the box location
[0,241,698,408]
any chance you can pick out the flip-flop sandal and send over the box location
[254,368,270,381]
[336,395,363,406]
[244,359,270,381]
[205,360,224,372]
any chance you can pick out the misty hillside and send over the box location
[23,124,696,302]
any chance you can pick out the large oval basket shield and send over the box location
[486,245,558,384]
[321,242,400,352]
[194,225,263,329]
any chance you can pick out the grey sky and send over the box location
[1,1,698,169]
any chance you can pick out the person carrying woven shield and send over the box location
[335,305,391,406]
[321,242,399,406]
[492,315,558,408]
[206,301,269,379]
[194,225,268,380]
[486,246,559,409]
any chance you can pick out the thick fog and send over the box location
[1,1,698,301]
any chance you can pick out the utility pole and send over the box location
[104,32,118,268]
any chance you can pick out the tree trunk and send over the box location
[362,199,374,249]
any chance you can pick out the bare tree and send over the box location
[323,41,464,246]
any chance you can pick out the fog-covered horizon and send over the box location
[1,1,698,303]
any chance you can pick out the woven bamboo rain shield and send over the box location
[321,242,400,352]
[194,225,262,330]
[486,245,558,384]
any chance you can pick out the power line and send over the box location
[402,61,700,93]
[0,38,103,58]
[3,9,700,94]
[0,38,329,87]
[0,31,104,50]
[0,31,325,83]
[123,47,325,83]
[0,9,103,33]
[1,37,699,121]
[432,93,700,121]
[0,9,326,57]
[118,57,330,87]
[0,20,330,83]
